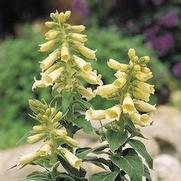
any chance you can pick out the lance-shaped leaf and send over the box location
[110,148,144,181]
[90,171,119,181]
[128,139,153,168]
[106,129,128,152]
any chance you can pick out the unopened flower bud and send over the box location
[45,21,58,28]
[33,125,45,132]
[59,12,65,23]
[39,40,55,52]
[27,133,45,144]
[52,111,63,123]
[64,10,71,20]
[128,48,136,59]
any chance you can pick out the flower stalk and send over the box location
[17,10,155,181]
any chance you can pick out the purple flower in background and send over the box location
[158,10,178,27]
[151,0,164,6]
[146,32,174,56]
[72,0,90,23]
[144,25,160,39]
[173,62,181,78]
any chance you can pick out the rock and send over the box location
[141,106,181,158]
[0,143,43,181]
[153,154,181,181]
[141,139,160,157]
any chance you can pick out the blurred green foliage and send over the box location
[0,24,169,149]
[0,25,50,149]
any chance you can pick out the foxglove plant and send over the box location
[18,10,156,181]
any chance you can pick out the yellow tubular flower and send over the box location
[71,25,85,32]
[42,67,64,84]
[140,114,153,126]
[77,86,95,101]
[107,59,129,71]
[55,129,67,137]
[122,93,135,114]
[79,70,102,85]
[40,50,60,71]
[63,135,79,147]
[133,80,155,94]
[45,30,59,40]
[134,99,156,112]
[73,55,92,72]
[95,84,118,98]
[135,71,153,81]
[105,105,122,121]
[32,79,51,90]
[130,112,152,126]
[114,71,127,79]
[113,77,127,89]
[19,152,40,166]
[27,133,45,144]
[70,33,87,42]
[57,148,82,169]
[85,108,105,121]
[132,87,150,102]
[78,45,97,60]
[61,43,70,62]
[39,40,55,52]
[38,142,51,156]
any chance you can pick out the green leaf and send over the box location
[124,118,145,138]
[58,156,86,179]
[56,173,76,181]
[144,165,152,181]
[128,139,153,168]
[76,144,108,159]
[62,91,74,112]
[90,171,119,181]
[110,149,144,181]
[83,156,111,169]
[72,115,93,134]
[26,171,49,181]
[106,129,128,152]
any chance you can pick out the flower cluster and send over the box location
[19,99,82,169]
[86,48,156,126]
[33,10,102,101]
